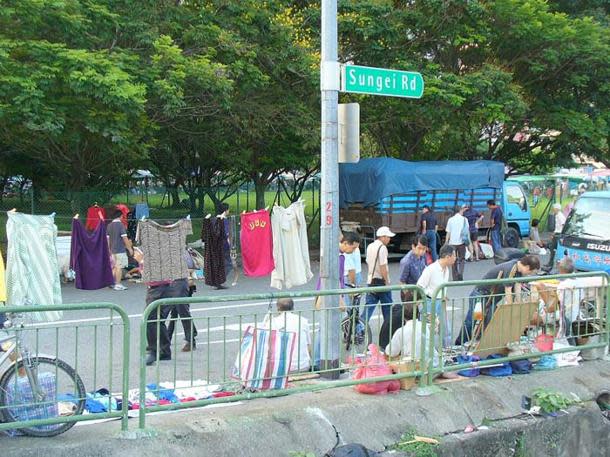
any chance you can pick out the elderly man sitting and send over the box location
[262,298,312,373]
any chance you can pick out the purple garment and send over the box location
[70,219,114,290]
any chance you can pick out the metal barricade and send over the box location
[138,285,427,429]
[0,303,130,434]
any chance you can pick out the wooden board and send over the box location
[473,301,538,358]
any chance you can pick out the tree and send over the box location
[0,0,149,201]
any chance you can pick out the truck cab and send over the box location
[557,191,610,273]
[502,181,531,239]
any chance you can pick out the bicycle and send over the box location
[340,285,372,355]
[0,313,86,437]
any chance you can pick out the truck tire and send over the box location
[503,227,520,248]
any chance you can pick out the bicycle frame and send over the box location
[0,327,46,402]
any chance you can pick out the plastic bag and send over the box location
[455,354,481,377]
[352,344,400,395]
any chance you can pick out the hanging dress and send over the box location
[201,217,226,287]
[70,219,114,290]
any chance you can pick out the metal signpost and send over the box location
[319,0,424,378]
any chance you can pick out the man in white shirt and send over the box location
[445,205,469,281]
[263,298,311,372]
[416,245,456,346]
[363,226,395,323]
[544,203,567,271]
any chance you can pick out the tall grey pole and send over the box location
[319,0,341,378]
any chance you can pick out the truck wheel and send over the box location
[503,227,520,248]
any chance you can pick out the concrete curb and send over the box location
[2,360,609,456]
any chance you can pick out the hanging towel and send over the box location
[270,201,312,289]
[6,212,62,321]
[70,219,114,290]
[85,206,106,231]
[240,210,274,277]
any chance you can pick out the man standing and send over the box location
[417,245,456,346]
[363,226,395,324]
[487,200,503,254]
[455,254,540,344]
[463,203,484,261]
[420,205,438,261]
[107,208,133,291]
[399,235,428,302]
[445,205,468,281]
[544,203,566,271]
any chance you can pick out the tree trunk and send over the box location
[253,175,267,210]
[170,185,181,208]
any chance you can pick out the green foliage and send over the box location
[391,427,439,457]
[531,388,578,414]
[0,0,608,202]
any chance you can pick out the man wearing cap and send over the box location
[544,203,566,271]
[445,205,469,281]
[363,226,395,324]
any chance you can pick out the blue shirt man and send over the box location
[399,238,428,285]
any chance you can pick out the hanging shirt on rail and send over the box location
[70,219,114,290]
[136,219,193,283]
[240,209,274,277]
[6,212,62,322]
[270,201,312,289]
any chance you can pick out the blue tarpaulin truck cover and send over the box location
[339,158,505,208]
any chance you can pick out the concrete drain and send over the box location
[596,390,610,420]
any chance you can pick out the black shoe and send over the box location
[146,352,171,366]
[145,353,156,366]
[181,342,196,352]
[214,285,228,290]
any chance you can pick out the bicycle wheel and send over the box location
[0,356,86,437]
[341,314,372,356]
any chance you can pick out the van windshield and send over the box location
[563,197,610,240]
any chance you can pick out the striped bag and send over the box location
[232,326,296,390]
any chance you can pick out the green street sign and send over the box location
[340,64,424,99]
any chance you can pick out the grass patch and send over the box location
[391,427,439,456]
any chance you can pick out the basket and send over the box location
[389,359,419,391]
